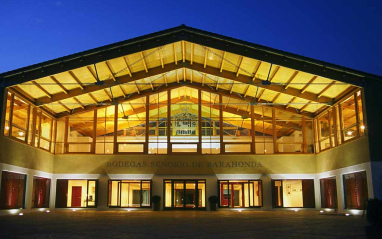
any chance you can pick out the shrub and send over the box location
[208,195,218,204]
[152,195,161,204]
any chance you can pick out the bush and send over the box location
[152,195,161,204]
[208,195,218,204]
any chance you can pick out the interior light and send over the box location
[347,131,353,136]
[361,125,365,130]
[106,150,110,153]
[18,213,23,216]
[18,131,24,136]
[264,149,267,152]
[5,126,9,130]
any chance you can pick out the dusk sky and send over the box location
[1,0,381,76]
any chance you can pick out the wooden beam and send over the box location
[272,93,282,103]
[284,71,299,89]
[204,47,208,68]
[104,89,112,101]
[135,81,141,94]
[140,52,148,73]
[119,85,126,98]
[88,93,98,104]
[58,101,70,112]
[191,43,194,65]
[252,61,262,81]
[244,85,250,97]
[202,73,205,86]
[236,56,244,77]
[229,82,235,94]
[122,57,133,77]
[32,81,51,98]
[68,71,84,90]
[173,43,178,65]
[269,65,280,82]
[301,76,317,93]
[183,68,186,82]
[300,101,312,112]
[317,81,336,98]
[190,71,193,83]
[257,89,265,101]
[105,61,116,81]
[73,97,85,109]
[286,97,297,108]
[86,66,98,82]
[182,40,185,63]
[159,49,164,68]
[50,76,68,94]
[220,52,226,72]
[163,74,168,87]
[149,78,154,91]
[176,70,179,83]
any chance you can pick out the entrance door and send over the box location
[165,180,206,209]
[71,186,82,207]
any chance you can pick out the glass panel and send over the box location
[254,106,274,154]
[68,111,94,153]
[117,97,146,143]
[3,92,12,136]
[357,91,365,136]
[34,111,40,147]
[108,180,120,207]
[118,143,144,153]
[219,181,229,207]
[87,181,96,207]
[275,110,303,153]
[341,95,357,141]
[320,177,337,209]
[67,180,88,208]
[120,182,141,207]
[32,177,50,208]
[11,96,29,142]
[0,171,27,209]
[165,181,172,208]
[148,92,167,154]
[318,112,330,150]
[55,119,66,154]
[305,120,314,153]
[172,144,198,153]
[201,91,220,154]
[170,87,199,143]
[282,180,303,207]
[274,180,283,207]
[343,171,368,209]
[96,106,115,154]
[185,182,196,208]
[225,144,251,153]
[173,181,184,207]
[141,181,151,207]
[40,114,52,150]
[250,181,262,207]
[197,181,205,208]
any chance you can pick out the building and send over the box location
[0,25,381,214]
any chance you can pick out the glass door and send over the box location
[185,181,196,208]
[164,180,206,210]
[173,181,184,208]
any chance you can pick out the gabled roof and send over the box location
[1,25,372,118]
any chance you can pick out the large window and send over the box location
[219,180,262,208]
[272,179,315,208]
[32,177,51,208]
[0,171,27,209]
[320,177,337,209]
[108,180,151,207]
[55,179,97,208]
[164,179,206,209]
[343,171,368,209]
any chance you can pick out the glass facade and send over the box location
[320,177,337,209]
[32,177,51,208]
[164,180,206,209]
[343,171,368,209]
[218,180,262,208]
[108,180,151,208]
[272,179,315,208]
[55,179,97,208]
[4,88,365,155]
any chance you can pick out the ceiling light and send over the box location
[261,80,272,86]
[347,131,353,136]
[18,132,24,136]
[5,126,9,130]
[361,125,365,130]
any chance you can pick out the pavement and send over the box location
[0,210,379,238]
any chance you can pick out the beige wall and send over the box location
[316,137,370,173]
[0,137,54,173]
[0,135,371,175]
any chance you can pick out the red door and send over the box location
[71,186,82,207]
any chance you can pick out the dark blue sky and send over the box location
[1,0,381,76]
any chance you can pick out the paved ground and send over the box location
[0,210,379,238]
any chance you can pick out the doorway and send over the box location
[164,180,206,210]
[71,186,82,207]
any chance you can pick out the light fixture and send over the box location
[46,210,50,213]
[320,210,323,213]
[122,115,129,120]
[238,209,242,212]
[295,210,298,212]
[361,125,365,130]
[345,213,350,216]
[18,213,23,216]
[127,209,131,212]
[347,131,353,136]
[5,126,9,130]
[18,131,24,136]
[264,149,267,152]
[72,209,76,212]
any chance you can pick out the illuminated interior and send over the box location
[219,180,262,208]
[343,171,368,209]
[55,179,97,208]
[164,180,206,209]
[0,171,26,209]
[272,179,315,208]
[108,180,151,207]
